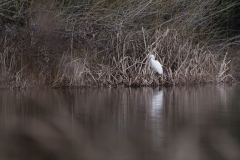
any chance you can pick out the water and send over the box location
[1,84,240,160]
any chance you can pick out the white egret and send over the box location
[150,54,163,74]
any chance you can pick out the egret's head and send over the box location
[150,54,155,60]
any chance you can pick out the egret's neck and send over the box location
[150,58,154,62]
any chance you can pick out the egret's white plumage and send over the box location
[150,55,163,74]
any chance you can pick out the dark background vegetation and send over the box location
[0,0,239,88]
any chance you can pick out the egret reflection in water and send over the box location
[150,89,164,148]
[151,90,163,118]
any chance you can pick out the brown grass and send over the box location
[0,0,238,88]
[52,29,234,87]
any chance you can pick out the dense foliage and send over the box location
[0,0,238,88]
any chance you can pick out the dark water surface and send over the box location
[1,84,240,160]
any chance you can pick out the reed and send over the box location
[53,29,234,87]
[0,0,238,88]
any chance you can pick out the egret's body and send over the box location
[150,55,163,74]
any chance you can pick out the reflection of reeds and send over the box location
[1,86,240,160]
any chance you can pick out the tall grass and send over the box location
[0,0,238,88]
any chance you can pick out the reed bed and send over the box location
[52,29,234,87]
[0,0,238,88]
